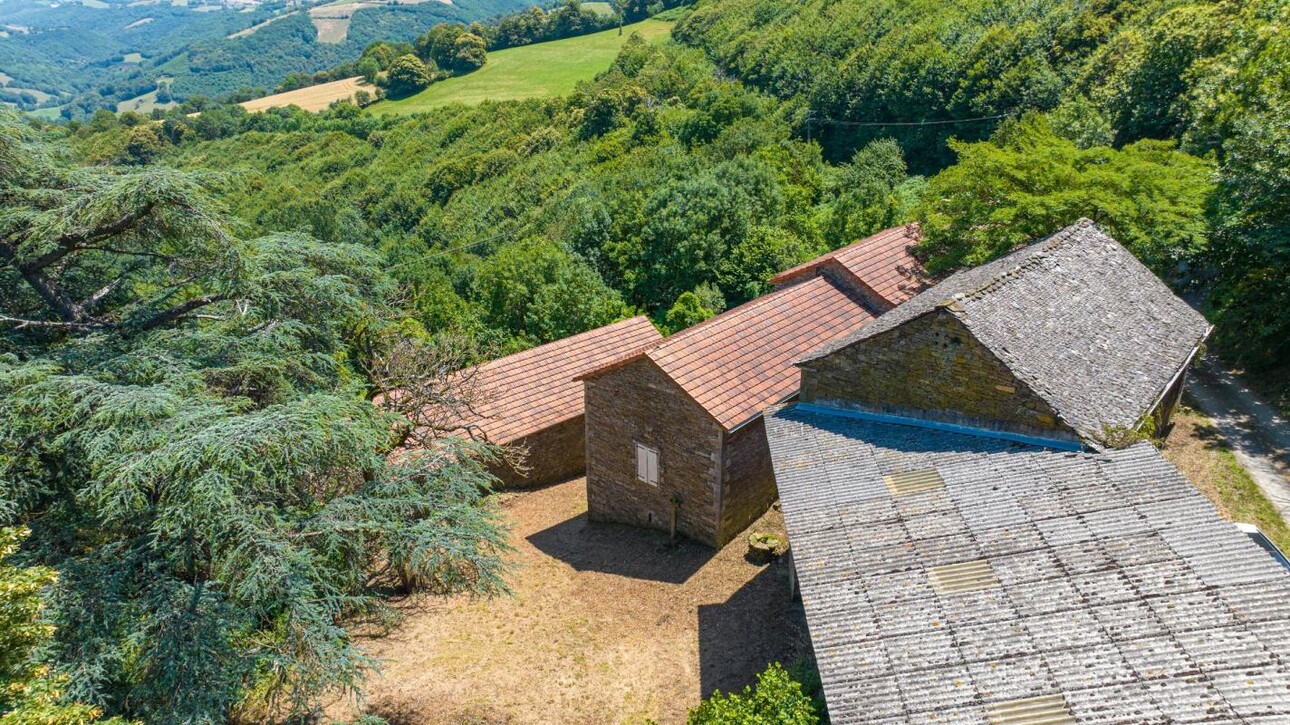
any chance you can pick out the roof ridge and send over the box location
[480,315,655,370]
[769,223,919,280]
[946,218,1095,309]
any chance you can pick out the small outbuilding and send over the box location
[452,316,662,487]
[799,218,1212,446]
[579,225,928,546]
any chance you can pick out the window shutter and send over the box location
[635,443,659,485]
[636,444,649,482]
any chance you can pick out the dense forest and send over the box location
[673,0,1288,372]
[3,0,1289,721]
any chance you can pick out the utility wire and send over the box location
[387,110,1017,269]
[809,111,1017,128]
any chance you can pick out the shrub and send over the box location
[387,54,434,98]
[687,662,819,725]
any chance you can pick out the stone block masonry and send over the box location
[584,357,725,545]
[800,308,1078,442]
[490,414,587,488]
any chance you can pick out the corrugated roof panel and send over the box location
[765,405,1290,724]
[984,694,1075,725]
[927,560,1001,594]
[884,468,946,496]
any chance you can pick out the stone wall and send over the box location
[717,416,779,546]
[584,357,725,545]
[491,415,586,488]
[800,309,1078,441]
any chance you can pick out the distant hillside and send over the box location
[373,18,674,113]
[0,0,526,118]
[0,0,250,106]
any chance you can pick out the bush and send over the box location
[687,662,819,725]
[387,54,434,98]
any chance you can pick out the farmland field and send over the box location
[116,81,177,113]
[372,18,673,114]
[240,75,375,112]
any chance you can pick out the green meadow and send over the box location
[371,18,673,114]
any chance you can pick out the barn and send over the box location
[579,225,927,546]
[448,316,661,487]
[798,218,1213,445]
[761,220,1283,723]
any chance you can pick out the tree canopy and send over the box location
[0,112,512,723]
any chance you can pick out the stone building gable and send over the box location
[584,356,725,545]
[799,307,1078,442]
[490,414,586,488]
[802,220,1211,441]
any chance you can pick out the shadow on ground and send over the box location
[697,556,813,699]
[526,511,715,584]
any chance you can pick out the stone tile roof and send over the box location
[645,276,875,430]
[770,224,929,308]
[765,404,1290,724]
[463,316,661,444]
[802,220,1212,441]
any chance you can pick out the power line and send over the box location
[809,111,1017,128]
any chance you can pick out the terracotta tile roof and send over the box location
[464,316,661,444]
[770,224,929,308]
[646,276,875,430]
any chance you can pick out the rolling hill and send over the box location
[0,0,525,118]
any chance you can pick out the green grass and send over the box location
[26,106,64,120]
[117,88,177,114]
[1167,407,1290,555]
[582,2,616,15]
[371,19,673,114]
[1214,445,1290,554]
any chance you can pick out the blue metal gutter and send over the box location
[793,403,1086,452]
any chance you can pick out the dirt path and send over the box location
[1186,360,1290,525]
[326,479,810,725]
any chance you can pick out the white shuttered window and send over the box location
[635,443,659,486]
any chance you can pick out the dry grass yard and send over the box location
[240,76,374,113]
[326,478,810,725]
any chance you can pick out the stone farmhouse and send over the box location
[443,315,660,487]
[579,226,927,546]
[764,220,1290,722]
[799,218,1212,446]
